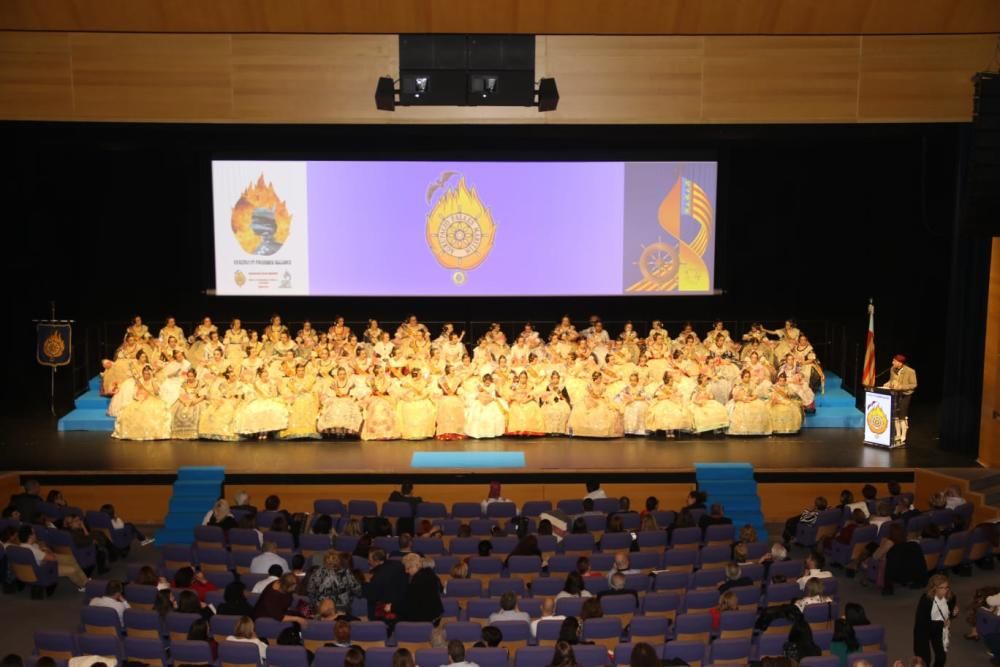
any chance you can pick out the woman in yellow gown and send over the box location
[464,374,508,439]
[726,369,772,436]
[233,367,289,439]
[187,317,217,366]
[102,337,142,395]
[112,366,172,440]
[280,364,322,440]
[318,366,363,438]
[619,322,641,363]
[435,365,468,440]
[768,372,803,434]
[645,372,694,437]
[569,372,624,438]
[617,372,650,436]
[396,368,437,440]
[539,372,572,435]
[107,351,146,417]
[198,368,247,441]
[170,369,206,440]
[223,319,249,365]
[688,374,730,434]
[361,366,400,441]
[506,372,545,436]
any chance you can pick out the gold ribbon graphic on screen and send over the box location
[627,176,711,292]
[426,174,496,285]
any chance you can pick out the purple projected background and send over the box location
[211,160,718,296]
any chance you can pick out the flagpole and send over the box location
[50,301,56,417]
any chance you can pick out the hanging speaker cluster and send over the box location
[375,35,558,112]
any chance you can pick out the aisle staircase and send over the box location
[57,376,114,432]
[695,462,767,541]
[803,372,864,429]
[154,466,225,546]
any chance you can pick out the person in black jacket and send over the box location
[914,574,958,667]
[217,581,255,617]
[393,553,443,623]
[364,548,408,621]
[9,479,42,522]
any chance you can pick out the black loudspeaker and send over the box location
[537,78,559,112]
[374,77,395,111]
[965,73,1000,235]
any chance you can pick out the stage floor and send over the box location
[0,416,979,475]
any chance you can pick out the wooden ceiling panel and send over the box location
[0,32,73,118]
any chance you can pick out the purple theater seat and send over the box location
[514,647,552,667]
[469,556,503,580]
[600,532,633,553]
[756,632,786,658]
[350,620,389,647]
[450,537,480,556]
[413,536,446,555]
[574,644,613,667]
[703,523,736,546]
[415,502,448,520]
[629,551,661,573]
[124,583,159,610]
[521,501,552,518]
[698,545,731,570]
[445,578,483,600]
[554,596,583,618]
[731,584,762,609]
[452,502,483,520]
[365,647,397,667]
[255,617,292,640]
[493,620,532,649]
[796,509,841,547]
[170,639,216,664]
[653,571,690,593]
[468,647,509,667]
[800,658,841,667]
[394,621,434,649]
[920,537,945,572]
[583,515,607,535]
[485,502,518,519]
[81,605,123,636]
[675,613,713,642]
[583,577,610,596]
[690,568,725,590]
[228,528,262,552]
[192,524,225,549]
[300,533,333,558]
[562,534,596,556]
[123,608,163,640]
[642,592,681,625]
[467,597,501,621]
[416,649,449,667]
[601,592,638,624]
[535,620,563,646]
[75,634,124,661]
[314,499,346,517]
[492,536,518,555]
[670,527,702,550]
[507,554,543,583]
[718,610,756,639]
[769,559,804,580]
[46,529,97,574]
[445,621,483,644]
[314,647,349,667]
[489,578,526,597]
[764,582,801,607]
[741,562,765,583]
[33,631,75,661]
[302,621,336,651]
[663,548,697,573]
[854,624,886,652]
[557,500,584,516]
[519,598,542,617]
[124,637,169,665]
[582,617,623,651]
[530,577,564,597]
[629,615,669,643]
[219,639,265,667]
[622,572,650,592]
[165,611,203,641]
[708,637,752,664]
[827,525,877,568]
[662,640,705,666]
[348,500,378,519]
[160,544,195,571]
[683,590,719,615]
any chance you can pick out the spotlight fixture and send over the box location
[414,76,429,97]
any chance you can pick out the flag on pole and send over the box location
[862,301,876,387]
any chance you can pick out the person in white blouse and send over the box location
[226,616,268,661]
[89,579,130,624]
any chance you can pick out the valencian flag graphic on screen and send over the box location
[211,160,717,296]
[37,323,72,367]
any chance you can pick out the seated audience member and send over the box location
[943,486,967,510]
[579,597,603,621]
[202,499,237,531]
[718,562,753,593]
[308,550,362,611]
[187,617,219,660]
[828,618,860,665]
[254,572,308,623]
[311,513,335,537]
[177,589,214,622]
[576,556,601,579]
[344,646,366,667]
[488,591,531,623]
[844,602,870,627]
[731,541,749,564]
[481,481,516,515]
[153,588,176,619]
[478,539,494,557]
[100,503,153,548]
[531,597,566,637]
[429,625,448,648]
[17,525,88,590]
[782,496,828,545]
[231,490,257,515]
[698,503,733,533]
[134,565,163,587]
[64,513,110,575]
[550,640,579,667]
[556,571,593,599]
[578,498,602,517]
[784,616,822,661]
[89,579,130,624]
[226,615,268,662]
[218,581,255,617]
[640,496,659,520]
[353,534,374,559]
[795,577,833,612]
[393,648,417,667]
[557,617,588,645]
[416,519,443,539]
[616,496,637,517]
[252,564,284,593]
[389,482,423,515]
[709,590,739,632]
[447,639,480,667]
[684,490,707,511]
[869,500,894,530]
[598,572,639,605]
[606,551,639,583]
[570,518,588,535]
[389,533,413,558]
[505,534,542,567]
[964,584,1000,640]
[173,566,218,602]
[824,509,869,568]
[796,552,833,590]
[837,490,855,511]
[668,508,696,537]
[325,619,353,647]
[584,480,607,500]
[250,541,289,574]
[476,625,503,648]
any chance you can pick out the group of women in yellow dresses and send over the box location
[103,314,816,441]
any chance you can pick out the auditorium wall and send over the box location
[979,238,1000,466]
[0,33,996,124]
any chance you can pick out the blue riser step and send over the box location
[155,466,225,546]
[88,376,102,391]
[815,392,856,408]
[695,462,767,541]
[805,408,864,429]
[58,409,114,432]
[75,389,110,410]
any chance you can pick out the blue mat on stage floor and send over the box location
[411,451,526,468]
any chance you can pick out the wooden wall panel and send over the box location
[703,36,861,122]
[980,238,1000,466]
[0,32,72,119]
[2,0,999,36]
[543,36,703,123]
[859,35,996,121]
[0,32,995,123]
[71,33,233,121]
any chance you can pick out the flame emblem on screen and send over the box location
[231,174,293,256]
[426,174,496,284]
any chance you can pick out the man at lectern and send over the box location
[883,354,917,445]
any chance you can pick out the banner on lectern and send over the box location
[863,389,893,448]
